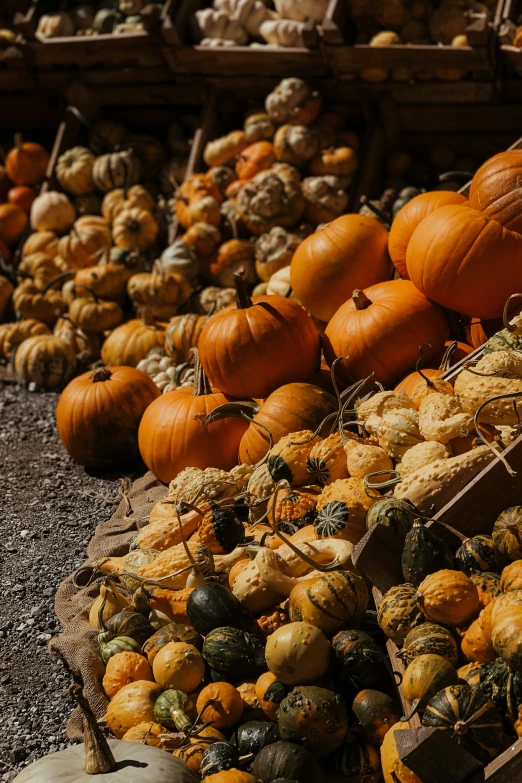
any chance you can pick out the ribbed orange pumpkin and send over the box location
[236,141,276,180]
[5,134,49,186]
[138,354,248,483]
[468,149,522,232]
[0,203,27,245]
[323,281,449,387]
[290,214,391,322]
[388,191,467,279]
[239,382,336,464]
[406,203,522,319]
[56,366,160,468]
[198,272,320,399]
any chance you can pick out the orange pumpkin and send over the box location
[239,382,336,464]
[0,238,11,261]
[8,185,37,214]
[468,149,522,232]
[56,365,160,468]
[138,353,249,484]
[5,134,49,186]
[196,682,244,730]
[396,340,474,398]
[102,651,154,699]
[236,142,276,181]
[406,203,522,318]
[388,191,467,279]
[0,203,27,245]
[323,280,449,387]
[198,272,320,399]
[290,214,391,322]
[465,317,500,349]
[175,174,222,229]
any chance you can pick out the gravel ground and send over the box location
[0,384,144,780]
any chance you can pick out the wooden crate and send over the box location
[161,0,329,77]
[12,0,173,68]
[321,0,502,80]
[499,0,522,76]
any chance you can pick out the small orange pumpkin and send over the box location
[0,203,27,245]
[236,142,276,181]
[102,651,154,699]
[196,682,244,730]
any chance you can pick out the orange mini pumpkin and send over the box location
[5,133,49,186]
[102,651,154,699]
[196,682,244,730]
[8,185,37,214]
[236,142,276,181]
[0,203,27,245]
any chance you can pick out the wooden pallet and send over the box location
[321,0,502,80]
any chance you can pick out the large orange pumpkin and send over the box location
[406,203,522,319]
[138,354,249,483]
[198,272,320,399]
[388,191,467,279]
[56,366,160,468]
[290,214,391,322]
[323,280,449,387]
[468,149,522,232]
[5,134,49,186]
[238,382,337,464]
[0,203,27,245]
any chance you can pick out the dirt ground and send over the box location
[0,383,145,780]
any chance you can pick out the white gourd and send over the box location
[260,19,305,46]
[36,12,75,37]
[274,0,327,21]
[194,9,248,43]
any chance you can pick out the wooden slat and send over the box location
[164,45,329,78]
[327,44,491,71]
[27,32,166,67]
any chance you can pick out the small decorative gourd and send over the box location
[288,569,368,635]
[422,684,503,763]
[402,654,459,712]
[196,682,244,730]
[202,627,266,680]
[456,536,502,575]
[55,146,95,195]
[401,622,459,666]
[332,630,391,695]
[265,622,330,686]
[92,150,142,193]
[315,477,376,544]
[267,430,320,486]
[366,497,417,539]
[267,488,319,534]
[232,720,280,755]
[102,651,154,699]
[277,686,348,756]
[152,641,205,692]
[402,520,455,586]
[381,721,424,783]
[415,570,481,626]
[351,689,400,746]
[153,688,192,732]
[142,622,203,664]
[198,505,245,554]
[471,572,501,607]
[327,730,380,779]
[200,743,240,778]
[105,680,161,738]
[478,657,522,727]
[186,583,244,636]
[377,583,423,645]
[493,506,522,561]
[255,672,290,721]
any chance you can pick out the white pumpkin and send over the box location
[30,191,76,233]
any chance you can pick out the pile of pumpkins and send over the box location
[375,503,522,780]
[33,0,165,39]
[192,0,327,48]
[347,0,498,82]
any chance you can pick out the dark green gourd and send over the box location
[251,741,323,783]
[100,635,142,664]
[422,684,504,763]
[199,743,239,778]
[153,689,192,731]
[232,721,280,756]
[402,519,455,586]
[277,686,348,757]
[105,608,154,646]
[186,583,245,636]
[478,658,522,729]
[456,535,503,575]
[366,497,418,539]
[325,731,380,777]
[202,626,266,680]
[331,630,391,698]
[401,623,459,666]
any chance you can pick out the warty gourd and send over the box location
[260,19,306,47]
[418,393,474,444]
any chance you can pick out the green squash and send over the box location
[492,506,522,561]
[470,571,501,606]
[366,497,418,539]
[232,721,280,756]
[422,684,504,763]
[314,500,350,538]
[458,662,483,687]
[200,743,239,778]
[377,583,423,645]
[402,519,455,586]
[478,658,522,729]
[332,630,391,698]
[100,635,142,664]
[251,741,323,783]
[202,626,266,680]
[153,689,191,732]
[277,686,348,757]
[401,622,459,667]
[93,7,122,32]
[456,535,502,575]
[325,730,380,777]
[105,608,154,647]
[186,583,245,636]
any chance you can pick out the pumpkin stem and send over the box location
[363,469,402,490]
[503,292,522,333]
[74,283,100,303]
[338,374,375,445]
[138,306,157,326]
[462,361,500,378]
[193,351,211,396]
[14,132,23,150]
[42,269,75,295]
[474,391,522,476]
[438,170,474,184]
[200,400,261,424]
[439,340,457,372]
[91,366,112,383]
[453,720,469,736]
[352,289,372,311]
[70,683,116,774]
[414,343,435,386]
[234,269,253,310]
[402,699,421,722]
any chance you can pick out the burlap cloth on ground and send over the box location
[49,471,166,740]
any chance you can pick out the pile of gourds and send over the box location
[192,0,327,48]
[375,504,522,780]
[33,0,165,39]
[348,0,498,82]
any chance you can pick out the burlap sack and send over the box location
[49,471,166,740]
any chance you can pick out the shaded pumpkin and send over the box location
[468,149,522,232]
[101,313,165,367]
[56,366,160,468]
[5,133,49,186]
